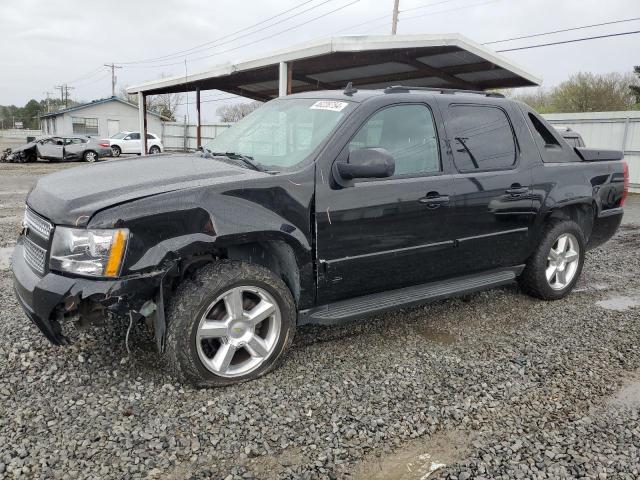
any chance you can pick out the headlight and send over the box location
[50,227,129,277]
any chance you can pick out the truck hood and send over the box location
[27,154,262,226]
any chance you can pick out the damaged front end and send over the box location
[12,236,176,350]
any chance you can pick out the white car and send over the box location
[108,131,163,157]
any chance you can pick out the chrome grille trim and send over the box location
[24,207,53,240]
[23,235,47,275]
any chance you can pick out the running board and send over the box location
[298,266,524,326]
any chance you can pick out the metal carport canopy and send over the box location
[126,34,541,153]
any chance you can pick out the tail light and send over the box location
[99,142,110,148]
[621,160,629,206]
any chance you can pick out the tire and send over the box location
[149,145,161,154]
[165,261,296,387]
[111,145,121,157]
[83,150,98,163]
[518,219,585,300]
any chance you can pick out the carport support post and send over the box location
[138,92,148,155]
[278,62,292,97]
[196,88,201,149]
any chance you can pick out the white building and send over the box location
[39,96,165,138]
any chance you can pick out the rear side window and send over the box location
[348,104,440,176]
[146,133,156,139]
[447,105,516,171]
[529,113,560,147]
[129,133,141,140]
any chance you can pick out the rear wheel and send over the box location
[518,219,585,300]
[111,145,121,157]
[83,150,98,162]
[149,145,161,154]
[165,261,296,387]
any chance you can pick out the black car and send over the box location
[12,86,628,386]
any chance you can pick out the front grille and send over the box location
[24,207,53,240]
[23,235,47,275]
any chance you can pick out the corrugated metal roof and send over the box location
[39,96,167,119]
[126,34,541,100]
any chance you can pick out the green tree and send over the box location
[21,99,43,129]
[551,72,636,112]
[630,66,640,106]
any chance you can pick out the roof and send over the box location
[39,96,167,119]
[126,34,541,100]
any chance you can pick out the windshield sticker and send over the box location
[310,100,349,112]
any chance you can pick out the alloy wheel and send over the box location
[195,285,281,378]
[546,233,580,290]
[85,151,97,162]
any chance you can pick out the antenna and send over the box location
[343,82,358,96]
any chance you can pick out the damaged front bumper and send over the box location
[12,240,168,346]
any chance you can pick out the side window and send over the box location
[348,104,440,176]
[129,133,141,140]
[528,113,560,147]
[447,105,516,171]
[146,133,155,139]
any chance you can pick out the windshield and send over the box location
[204,98,352,170]
[110,132,127,139]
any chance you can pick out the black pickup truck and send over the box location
[12,86,628,386]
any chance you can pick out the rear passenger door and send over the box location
[315,100,457,303]
[441,101,535,273]
[63,137,85,160]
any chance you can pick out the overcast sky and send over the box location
[1,0,639,122]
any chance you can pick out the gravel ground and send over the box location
[1,162,639,479]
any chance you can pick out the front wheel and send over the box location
[518,219,585,300]
[165,261,296,387]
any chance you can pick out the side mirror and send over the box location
[334,148,395,181]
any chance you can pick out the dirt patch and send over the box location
[348,430,472,480]
[415,324,457,345]
[608,373,640,409]
[596,295,640,312]
[0,246,13,270]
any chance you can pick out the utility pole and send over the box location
[391,0,400,35]
[54,84,73,108]
[104,63,123,97]
[43,91,53,113]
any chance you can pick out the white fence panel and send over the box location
[161,122,231,152]
[0,129,44,139]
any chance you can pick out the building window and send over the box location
[72,117,99,136]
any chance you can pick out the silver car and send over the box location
[1,135,112,163]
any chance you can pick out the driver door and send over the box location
[315,102,456,304]
[36,137,64,161]
[123,133,141,153]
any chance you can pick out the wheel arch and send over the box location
[543,201,595,244]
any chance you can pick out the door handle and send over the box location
[505,185,529,196]
[419,192,450,209]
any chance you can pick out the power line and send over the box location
[332,0,464,35]
[485,16,640,45]
[400,0,500,23]
[117,0,335,65]
[104,63,123,96]
[124,0,361,69]
[496,29,640,52]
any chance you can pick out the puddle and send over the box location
[350,430,471,480]
[596,296,640,312]
[0,246,14,270]
[608,375,640,409]
[415,324,457,345]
